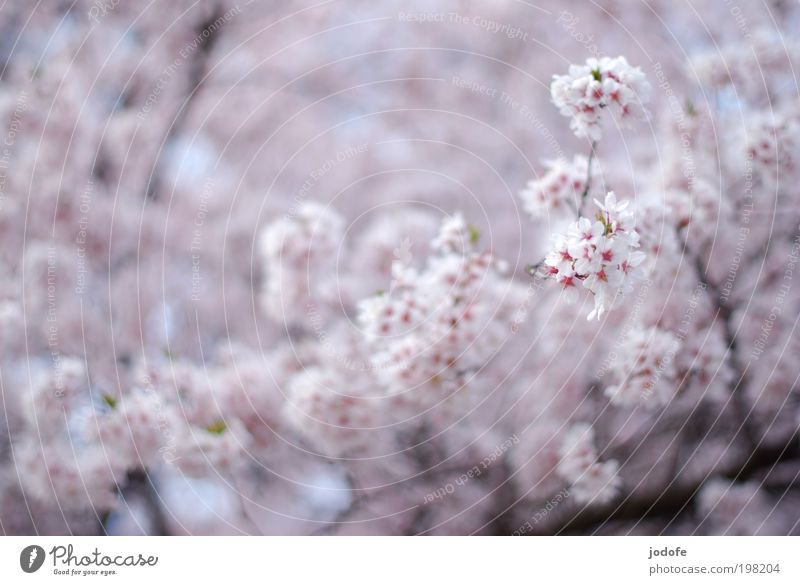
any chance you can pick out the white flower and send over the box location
[557,423,621,505]
[258,201,345,325]
[604,326,681,408]
[519,155,595,220]
[595,190,629,217]
[543,191,645,320]
[259,202,343,267]
[284,366,382,456]
[744,109,800,184]
[358,215,528,413]
[432,212,471,253]
[551,56,650,140]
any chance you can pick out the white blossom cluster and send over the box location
[518,155,595,222]
[543,192,646,320]
[15,360,123,510]
[358,213,528,410]
[556,423,621,505]
[744,108,800,184]
[3,1,800,537]
[550,56,651,140]
[604,326,681,408]
[258,202,344,325]
[282,326,388,457]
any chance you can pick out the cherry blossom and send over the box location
[604,326,681,408]
[543,192,646,320]
[551,56,651,140]
[518,155,597,222]
[556,423,621,505]
[1,2,799,538]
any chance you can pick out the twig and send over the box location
[577,141,598,215]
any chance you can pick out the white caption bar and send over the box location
[0,536,798,583]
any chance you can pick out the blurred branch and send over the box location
[514,432,800,535]
[677,226,759,447]
[145,4,226,200]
